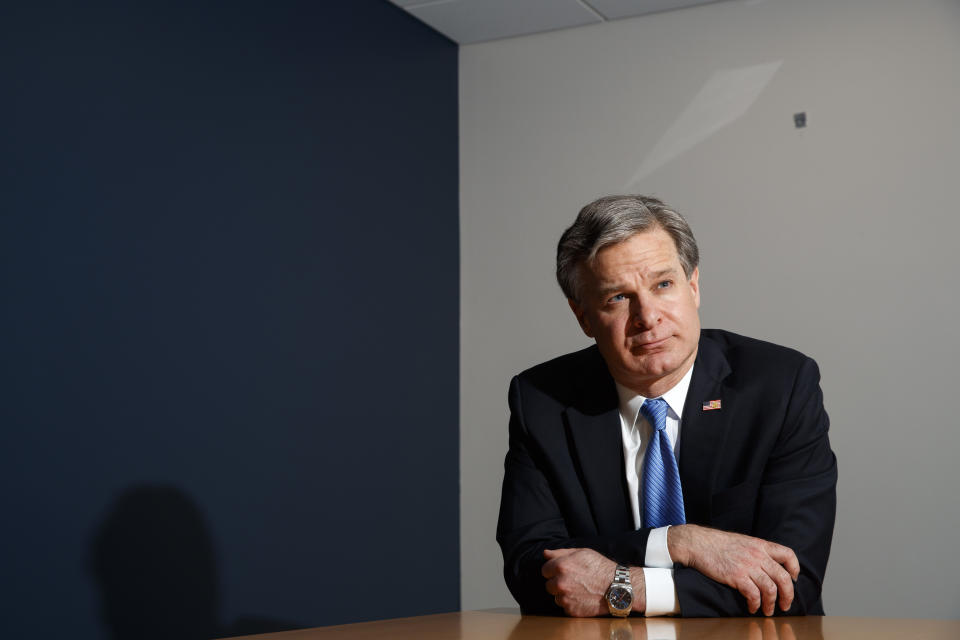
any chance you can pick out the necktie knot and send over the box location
[640,397,668,432]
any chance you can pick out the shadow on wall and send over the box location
[89,485,299,639]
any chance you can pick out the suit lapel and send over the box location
[679,333,733,524]
[563,336,735,533]
[564,351,634,535]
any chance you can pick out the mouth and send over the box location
[632,336,670,351]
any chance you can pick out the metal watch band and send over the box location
[612,565,631,587]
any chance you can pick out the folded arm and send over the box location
[672,357,837,616]
[496,376,655,615]
[497,357,837,617]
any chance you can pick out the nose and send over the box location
[632,298,661,331]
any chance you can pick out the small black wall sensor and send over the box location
[794,112,807,128]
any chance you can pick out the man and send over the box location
[496,195,836,618]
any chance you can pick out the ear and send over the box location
[688,267,700,309]
[567,298,594,338]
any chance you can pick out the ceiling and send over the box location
[389,0,731,45]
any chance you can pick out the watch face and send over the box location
[608,586,632,610]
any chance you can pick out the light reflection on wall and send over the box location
[625,60,783,187]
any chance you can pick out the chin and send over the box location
[631,354,676,374]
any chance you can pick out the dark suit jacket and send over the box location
[496,329,837,617]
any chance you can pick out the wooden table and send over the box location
[229,609,960,639]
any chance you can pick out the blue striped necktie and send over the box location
[641,397,686,528]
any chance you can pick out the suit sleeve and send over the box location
[675,357,838,616]
[496,375,653,615]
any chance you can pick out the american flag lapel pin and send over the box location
[702,399,722,411]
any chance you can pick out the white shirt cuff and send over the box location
[643,526,679,616]
[645,525,674,568]
[641,568,680,616]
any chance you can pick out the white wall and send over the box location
[460,0,960,619]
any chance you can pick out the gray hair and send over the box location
[556,195,699,302]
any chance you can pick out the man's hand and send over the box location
[541,548,645,617]
[668,524,800,616]
[542,548,611,617]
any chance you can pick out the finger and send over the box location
[541,559,558,579]
[761,558,794,612]
[737,577,762,614]
[764,562,796,611]
[544,578,559,596]
[785,552,800,581]
[766,543,800,581]
[752,572,779,617]
[543,547,576,559]
[553,592,570,614]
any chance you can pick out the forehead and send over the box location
[588,229,681,279]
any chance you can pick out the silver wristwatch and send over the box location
[605,564,633,617]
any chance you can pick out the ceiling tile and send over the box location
[405,0,603,45]
[585,0,726,20]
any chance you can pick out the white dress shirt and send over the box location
[615,364,694,617]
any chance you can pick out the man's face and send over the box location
[569,228,701,396]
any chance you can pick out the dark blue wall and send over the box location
[0,1,458,637]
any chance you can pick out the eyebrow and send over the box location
[595,283,625,298]
[595,268,679,298]
[650,268,679,281]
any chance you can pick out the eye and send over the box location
[657,280,672,289]
[608,293,626,303]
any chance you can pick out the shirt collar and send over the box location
[615,364,696,431]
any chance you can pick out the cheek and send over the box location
[594,315,628,342]
[614,314,633,335]
[669,299,697,321]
